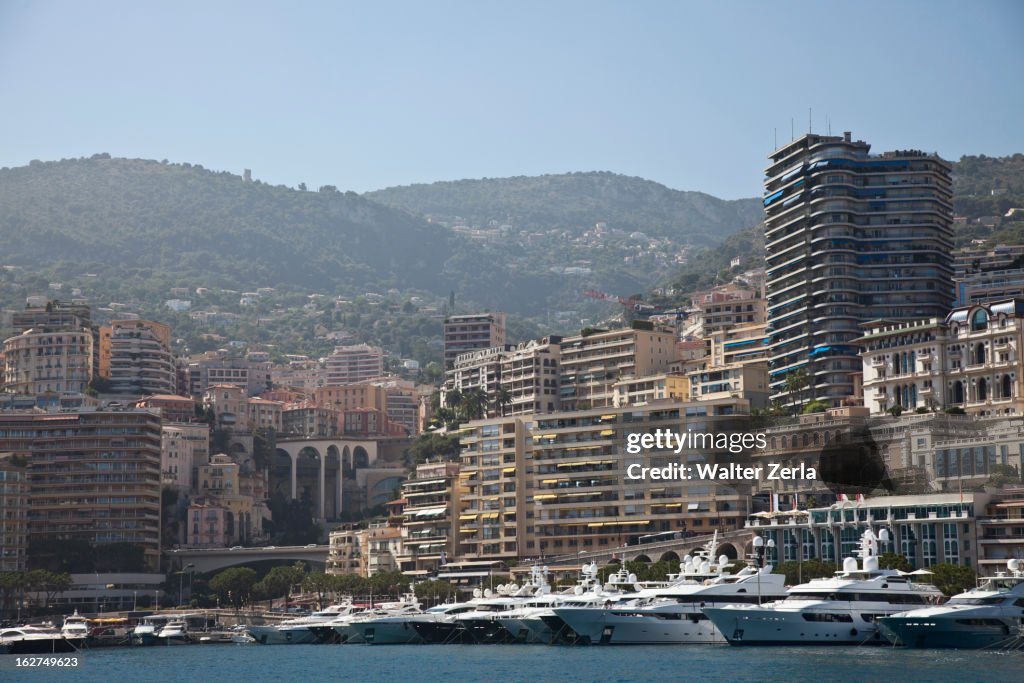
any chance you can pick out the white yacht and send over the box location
[704,530,944,646]
[553,537,788,644]
[155,619,190,645]
[131,614,175,646]
[61,610,90,640]
[0,625,83,655]
[332,595,422,644]
[401,602,491,644]
[249,603,362,645]
[878,558,1024,649]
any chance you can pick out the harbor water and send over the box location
[6,644,1022,683]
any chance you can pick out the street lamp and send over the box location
[179,563,194,607]
[752,535,776,605]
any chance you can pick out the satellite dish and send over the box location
[473,589,482,598]
[843,557,858,573]
[1009,558,1021,572]
[682,555,692,564]
[718,555,729,567]
[483,589,493,598]
[627,573,638,583]
[574,586,584,595]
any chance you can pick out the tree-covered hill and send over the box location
[366,171,763,246]
[0,155,453,295]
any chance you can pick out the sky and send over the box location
[1,0,1021,199]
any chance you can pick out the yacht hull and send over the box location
[878,616,1018,649]
[247,625,318,645]
[703,607,889,646]
[356,621,426,645]
[554,607,724,645]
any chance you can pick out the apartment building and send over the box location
[457,398,751,562]
[611,372,689,407]
[186,357,273,397]
[135,394,196,423]
[0,410,163,570]
[694,283,766,336]
[396,462,463,574]
[500,337,561,415]
[0,455,29,572]
[443,313,506,369]
[686,363,770,409]
[2,327,93,395]
[706,323,769,368]
[765,132,954,406]
[325,344,385,384]
[858,298,1024,417]
[161,422,210,491]
[103,320,176,396]
[194,453,269,545]
[282,403,340,438]
[558,325,678,411]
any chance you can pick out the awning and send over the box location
[587,522,604,527]
[459,513,478,521]
[541,479,559,484]
[599,414,617,420]
[502,467,516,474]
[687,502,699,511]
[533,494,557,500]
[480,512,499,519]
[459,528,478,534]
[436,571,494,579]
[409,506,447,518]
[599,429,615,436]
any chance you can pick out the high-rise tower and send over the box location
[764,132,953,405]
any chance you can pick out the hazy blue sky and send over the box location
[1,0,1021,199]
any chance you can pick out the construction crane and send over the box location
[582,289,644,308]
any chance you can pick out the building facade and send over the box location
[764,132,954,406]
[325,344,385,385]
[0,410,163,570]
[104,320,176,396]
[3,327,94,395]
[443,313,507,369]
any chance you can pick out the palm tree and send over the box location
[783,368,809,411]
[494,388,512,417]
[459,388,487,421]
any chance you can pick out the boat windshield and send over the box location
[946,596,1006,606]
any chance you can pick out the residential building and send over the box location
[764,132,954,406]
[500,337,562,415]
[247,398,283,432]
[193,453,269,545]
[11,300,92,332]
[3,327,94,395]
[103,320,176,396]
[457,398,752,562]
[978,487,1024,576]
[686,363,770,409]
[161,422,210,491]
[185,497,232,548]
[135,394,197,423]
[706,323,769,368]
[0,455,29,572]
[282,403,339,438]
[558,324,677,410]
[186,357,273,397]
[0,410,163,570]
[325,344,385,385]
[203,384,251,431]
[396,462,463,574]
[443,313,506,369]
[694,282,766,336]
[612,372,690,407]
[326,524,362,575]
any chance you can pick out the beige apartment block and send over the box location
[3,327,93,395]
[396,461,463,574]
[443,312,506,369]
[559,325,678,411]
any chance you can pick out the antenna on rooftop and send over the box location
[774,128,777,150]
[808,108,812,134]
[827,115,831,136]
[790,118,794,141]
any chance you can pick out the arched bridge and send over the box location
[541,527,760,569]
[167,545,329,573]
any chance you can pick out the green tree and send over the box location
[209,567,258,608]
[412,580,461,606]
[988,464,1021,487]
[459,388,487,421]
[928,563,976,596]
[301,572,337,609]
[877,553,913,572]
[783,369,809,409]
[773,559,837,585]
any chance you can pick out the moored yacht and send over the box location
[332,595,422,644]
[554,535,787,644]
[878,558,1024,649]
[249,603,363,645]
[0,625,83,655]
[61,610,90,640]
[704,529,944,645]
